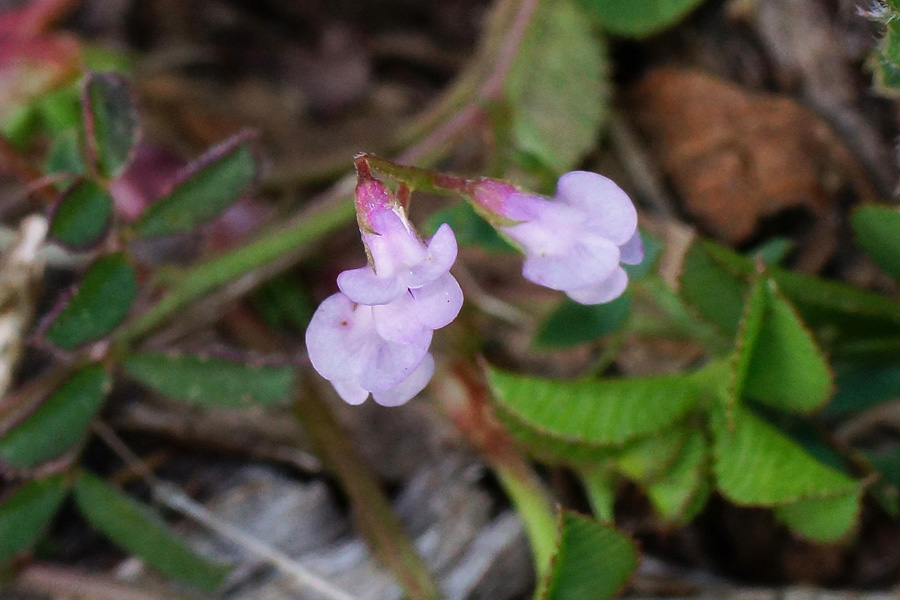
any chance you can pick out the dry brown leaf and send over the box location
[629,68,876,253]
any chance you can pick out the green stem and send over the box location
[292,381,442,600]
[115,190,355,345]
[363,154,471,197]
[580,469,617,523]
[433,363,558,578]
[490,449,558,576]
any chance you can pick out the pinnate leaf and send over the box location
[578,0,706,38]
[134,132,257,238]
[505,0,608,174]
[711,405,857,506]
[851,205,900,283]
[679,241,747,337]
[0,476,68,562]
[83,72,139,178]
[0,366,109,469]
[46,252,137,349]
[540,512,637,600]
[699,240,900,351]
[49,180,112,248]
[487,367,703,463]
[74,472,229,591]
[123,351,296,407]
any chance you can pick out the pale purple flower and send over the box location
[305,168,463,407]
[305,292,435,407]
[472,171,642,305]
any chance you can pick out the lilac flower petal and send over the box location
[372,292,428,344]
[407,223,458,287]
[411,273,464,330]
[358,329,432,392]
[566,267,629,305]
[372,353,434,407]
[556,171,637,245]
[337,266,406,305]
[366,210,428,276]
[305,293,370,381]
[619,231,644,265]
[331,378,370,405]
[521,236,619,290]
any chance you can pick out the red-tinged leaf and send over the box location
[134,131,259,238]
[82,72,140,179]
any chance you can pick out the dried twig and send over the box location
[91,421,357,600]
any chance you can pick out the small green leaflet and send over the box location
[679,241,747,337]
[134,132,257,238]
[123,351,297,407]
[0,366,109,469]
[579,0,706,38]
[539,512,637,600]
[46,252,137,349]
[505,0,608,175]
[773,491,861,542]
[487,367,702,464]
[0,476,69,563]
[74,473,230,591]
[737,278,833,413]
[851,205,900,283]
[49,181,113,248]
[82,73,140,179]
[645,429,710,524]
[534,293,631,348]
[711,405,858,507]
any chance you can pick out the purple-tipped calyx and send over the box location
[469,171,643,305]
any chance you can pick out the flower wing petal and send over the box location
[358,329,432,392]
[521,236,619,291]
[305,293,370,381]
[372,353,434,407]
[556,171,637,245]
[619,230,644,265]
[565,267,629,305]
[411,273,463,330]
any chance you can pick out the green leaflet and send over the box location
[134,133,257,238]
[699,240,900,353]
[711,405,858,507]
[579,0,706,38]
[732,276,833,413]
[851,205,900,283]
[0,476,68,562]
[773,491,861,542]
[679,241,748,337]
[505,0,608,175]
[0,366,109,469]
[613,426,687,484]
[534,293,631,349]
[49,181,113,248]
[74,473,229,591]
[646,429,710,524]
[539,512,637,600]
[46,252,137,349]
[83,72,139,179]
[487,367,703,464]
[123,351,296,407]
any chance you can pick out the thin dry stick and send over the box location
[91,422,358,600]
